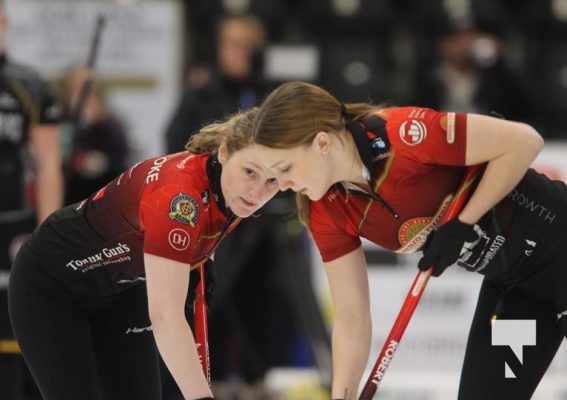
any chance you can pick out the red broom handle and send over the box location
[358,165,482,400]
[194,263,211,384]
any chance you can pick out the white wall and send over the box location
[5,0,184,161]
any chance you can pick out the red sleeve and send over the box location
[309,196,361,263]
[139,183,202,264]
[381,107,467,166]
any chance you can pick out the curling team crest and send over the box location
[169,193,199,227]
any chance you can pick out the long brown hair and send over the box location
[251,81,381,225]
[186,107,259,155]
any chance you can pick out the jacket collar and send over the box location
[346,115,390,179]
[206,153,230,216]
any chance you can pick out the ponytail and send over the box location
[186,108,259,154]
[296,193,311,226]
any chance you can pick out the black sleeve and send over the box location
[36,77,62,126]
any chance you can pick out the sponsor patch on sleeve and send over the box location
[399,119,427,146]
[440,112,456,144]
[168,228,191,251]
[169,193,199,227]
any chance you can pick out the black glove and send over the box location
[418,219,478,277]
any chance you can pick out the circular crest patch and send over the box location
[399,217,431,244]
[169,193,199,227]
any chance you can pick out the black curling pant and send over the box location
[8,244,161,400]
[458,254,567,400]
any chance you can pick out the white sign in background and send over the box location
[5,0,184,161]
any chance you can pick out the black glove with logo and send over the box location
[418,219,478,277]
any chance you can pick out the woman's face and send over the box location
[218,143,280,217]
[254,133,334,201]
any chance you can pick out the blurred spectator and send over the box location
[61,66,129,205]
[411,26,534,123]
[0,2,63,399]
[165,13,269,153]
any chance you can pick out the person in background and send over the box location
[249,81,567,399]
[8,108,282,400]
[165,13,268,153]
[412,25,532,123]
[60,66,129,205]
[0,2,63,399]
